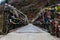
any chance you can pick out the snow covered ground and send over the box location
[14,24,46,33]
[0,24,60,40]
[0,33,60,40]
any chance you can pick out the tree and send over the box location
[5,0,9,3]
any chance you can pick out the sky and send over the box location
[0,0,5,4]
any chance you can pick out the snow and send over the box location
[0,24,60,40]
[0,33,59,40]
[15,24,46,33]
